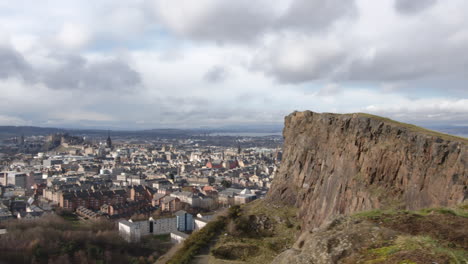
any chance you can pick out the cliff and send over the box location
[268,111,467,230]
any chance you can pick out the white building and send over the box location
[118,220,142,243]
[170,230,189,244]
[118,216,179,242]
[194,217,209,230]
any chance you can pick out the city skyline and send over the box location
[1,0,467,129]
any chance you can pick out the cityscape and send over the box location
[0,130,282,247]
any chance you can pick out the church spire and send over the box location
[106,130,112,148]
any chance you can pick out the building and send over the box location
[152,195,181,213]
[118,210,195,242]
[59,189,127,211]
[118,216,178,242]
[43,159,63,168]
[194,217,209,230]
[152,179,172,189]
[76,206,101,219]
[0,172,27,189]
[119,219,142,242]
[0,172,6,186]
[218,188,243,206]
[170,191,201,208]
[234,189,257,204]
[176,210,193,232]
[170,230,189,244]
[102,200,157,218]
[129,185,155,202]
[206,160,223,169]
[106,131,112,148]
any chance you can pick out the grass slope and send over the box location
[349,204,468,263]
[209,200,298,264]
[164,199,298,264]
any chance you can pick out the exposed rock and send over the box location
[268,111,467,231]
[271,217,399,264]
[272,210,468,264]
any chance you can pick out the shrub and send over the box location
[167,216,227,264]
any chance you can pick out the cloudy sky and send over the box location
[0,0,467,129]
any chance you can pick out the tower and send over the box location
[237,141,241,155]
[106,130,112,148]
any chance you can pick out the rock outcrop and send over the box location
[268,111,467,231]
[271,217,399,264]
[272,209,468,264]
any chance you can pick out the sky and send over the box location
[0,0,467,129]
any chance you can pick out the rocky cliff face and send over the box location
[268,111,467,230]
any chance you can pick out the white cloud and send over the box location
[253,33,345,83]
[56,23,91,50]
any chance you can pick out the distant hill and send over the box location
[0,125,284,138]
[0,126,65,138]
[0,126,192,139]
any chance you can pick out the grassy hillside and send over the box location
[164,200,299,264]
[348,205,468,263]
[171,200,468,264]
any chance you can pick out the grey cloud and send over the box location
[255,45,346,83]
[0,46,34,82]
[394,0,437,14]
[152,0,357,44]
[340,40,468,82]
[203,66,228,83]
[0,51,142,91]
[279,0,357,31]
[153,1,275,44]
[0,47,141,91]
[43,55,140,91]
[255,24,468,85]
[272,53,345,83]
[190,6,271,43]
[344,52,435,81]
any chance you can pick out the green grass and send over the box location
[416,207,468,218]
[243,199,297,221]
[354,204,468,220]
[152,234,171,242]
[353,209,400,221]
[353,206,468,263]
[208,200,299,264]
[365,235,468,264]
[167,215,227,264]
